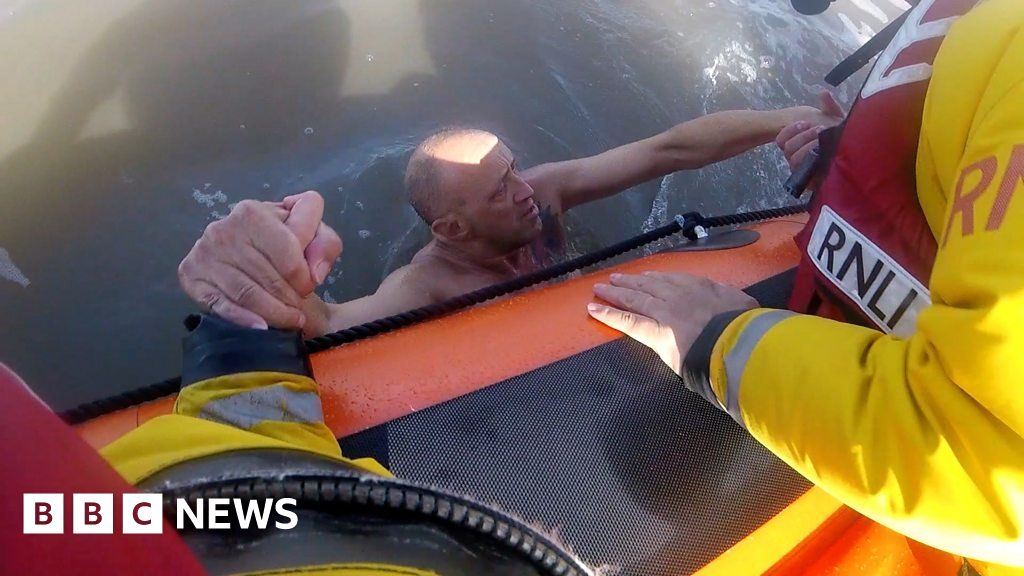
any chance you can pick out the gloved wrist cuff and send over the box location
[181,314,311,387]
[681,309,747,407]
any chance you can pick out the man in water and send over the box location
[178,103,839,335]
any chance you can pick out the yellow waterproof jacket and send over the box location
[685,0,1024,567]
[98,324,585,576]
[102,372,419,576]
[100,371,389,485]
[100,318,399,576]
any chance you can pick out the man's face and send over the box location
[446,137,543,252]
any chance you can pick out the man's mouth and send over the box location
[522,203,540,220]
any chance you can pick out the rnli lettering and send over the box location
[942,145,1024,247]
[988,145,1024,230]
[809,207,931,337]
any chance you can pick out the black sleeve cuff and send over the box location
[681,309,747,407]
[181,314,312,388]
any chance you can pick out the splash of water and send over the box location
[0,247,30,288]
[192,187,228,208]
[642,174,673,234]
[836,12,877,44]
[639,174,676,256]
[849,0,890,24]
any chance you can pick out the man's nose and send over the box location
[512,180,535,203]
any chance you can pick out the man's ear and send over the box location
[431,214,470,242]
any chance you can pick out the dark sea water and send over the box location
[0,0,904,410]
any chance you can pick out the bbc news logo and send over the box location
[24,494,298,534]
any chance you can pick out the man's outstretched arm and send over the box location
[524,97,842,212]
[313,266,439,334]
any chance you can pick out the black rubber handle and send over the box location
[784,146,821,199]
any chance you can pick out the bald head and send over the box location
[405,128,501,224]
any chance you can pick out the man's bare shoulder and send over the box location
[380,261,436,291]
[377,261,439,296]
[322,263,441,332]
[385,251,500,302]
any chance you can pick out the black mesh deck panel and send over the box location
[340,269,808,575]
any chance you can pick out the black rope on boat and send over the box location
[58,203,808,425]
[307,202,808,352]
[60,375,183,425]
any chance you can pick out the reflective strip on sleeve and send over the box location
[197,383,325,430]
[722,310,795,427]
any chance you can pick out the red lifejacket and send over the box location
[788,0,979,337]
[0,363,205,575]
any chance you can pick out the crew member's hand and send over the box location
[588,272,758,375]
[778,91,845,173]
[178,190,342,332]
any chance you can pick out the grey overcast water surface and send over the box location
[0,0,905,410]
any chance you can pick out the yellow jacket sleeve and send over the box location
[101,314,390,484]
[101,371,390,484]
[686,0,1024,567]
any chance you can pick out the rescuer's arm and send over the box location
[100,314,389,484]
[695,12,1024,566]
[523,99,842,212]
[590,11,1024,566]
